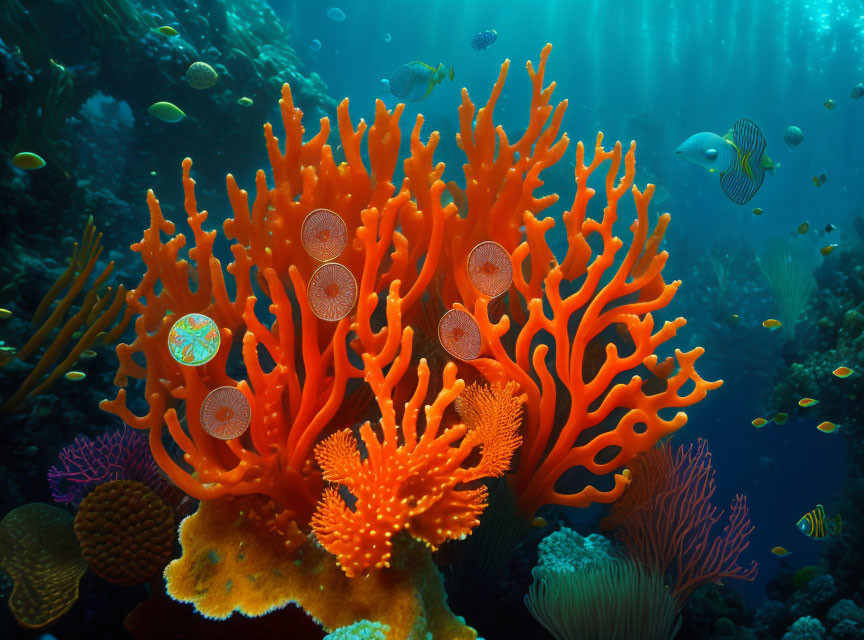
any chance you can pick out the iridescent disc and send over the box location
[168,313,220,366]
[308,262,357,321]
[438,309,482,361]
[301,209,348,261]
[200,386,251,440]
[467,241,512,297]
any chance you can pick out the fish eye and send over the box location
[705,148,718,160]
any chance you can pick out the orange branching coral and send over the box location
[469,133,722,517]
[401,43,567,316]
[165,498,477,639]
[100,83,458,541]
[311,329,523,577]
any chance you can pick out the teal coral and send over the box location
[533,527,615,576]
[525,556,681,640]
[782,616,825,640]
[325,620,391,640]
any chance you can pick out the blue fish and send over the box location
[471,29,498,50]
[676,118,775,205]
[381,62,454,102]
[796,504,841,539]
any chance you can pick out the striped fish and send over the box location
[796,504,841,539]
[719,118,766,205]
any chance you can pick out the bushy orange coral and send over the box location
[311,324,523,577]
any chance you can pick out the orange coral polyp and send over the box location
[311,327,523,577]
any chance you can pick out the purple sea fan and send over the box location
[48,425,171,506]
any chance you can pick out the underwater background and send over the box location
[1,0,863,638]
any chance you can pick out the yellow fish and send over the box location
[773,412,789,425]
[797,504,841,538]
[157,26,179,36]
[798,398,819,407]
[531,517,547,528]
[833,366,853,378]
[12,152,46,170]
[797,222,809,234]
[752,418,768,428]
[817,421,838,434]
[771,546,791,557]
[824,99,836,109]
[821,244,837,256]
[65,371,86,381]
[0,308,11,320]
[762,319,782,330]
[752,208,763,216]
[237,97,254,106]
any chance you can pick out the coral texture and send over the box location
[311,344,522,575]
[48,424,168,505]
[164,498,477,639]
[73,480,174,586]
[602,439,757,607]
[0,503,87,628]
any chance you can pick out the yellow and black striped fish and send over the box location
[796,504,841,539]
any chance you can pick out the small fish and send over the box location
[796,504,841,538]
[773,412,789,425]
[531,517,547,528]
[675,118,769,205]
[383,33,391,42]
[798,398,819,407]
[79,350,98,359]
[471,29,498,51]
[0,308,11,320]
[726,313,741,326]
[825,223,836,232]
[147,102,186,123]
[833,366,854,378]
[762,319,782,330]
[150,171,157,176]
[771,546,791,557]
[824,99,836,109]
[65,371,86,381]
[157,26,179,36]
[12,152,46,170]
[817,421,838,434]
[797,222,809,234]
[310,39,321,52]
[381,61,454,102]
[237,97,253,106]
[813,173,827,187]
[852,83,864,100]
[821,244,837,256]
[752,418,769,428]
[752,207,763,216]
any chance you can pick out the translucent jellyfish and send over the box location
[467,241,512,297]
[307,263,357,321]
[301,208,347,261]
[168,313,220,366]
[310,39,322,52]
[326,7,345,22]
[782,125,803,149]
[200,387,251,440]
[438,309,482,361]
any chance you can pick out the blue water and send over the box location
[280,0,862,603]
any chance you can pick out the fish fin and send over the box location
[830,513,842,536]
[719,118,766,205]
[722,130,734,142]
[449,66,455,81]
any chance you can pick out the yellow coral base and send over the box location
[164,498,477,640]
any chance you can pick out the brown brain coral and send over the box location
[0,503,87,628]
[74,480,175,586]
